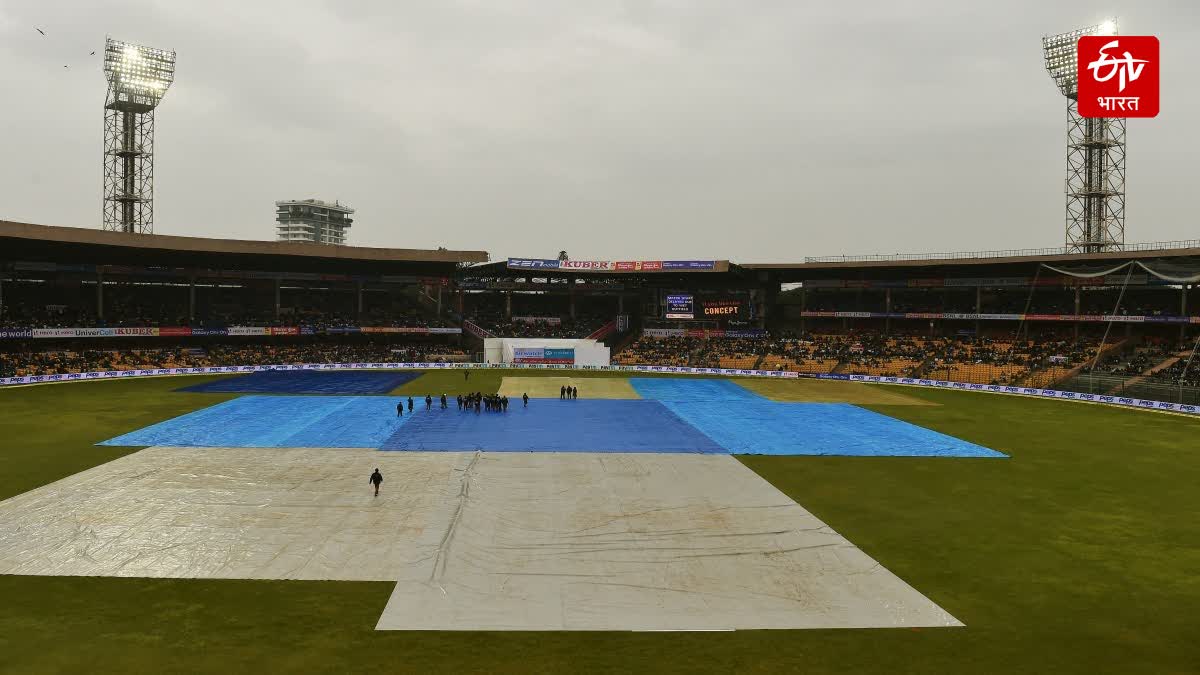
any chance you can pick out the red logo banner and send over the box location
[1077,36,1159,118]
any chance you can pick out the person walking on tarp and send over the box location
[440,393,447,409]
[425,394,432,410]
[369,468,383,497]
[407,397,414,414]
[396,400,403,417]
[522,392,529,408]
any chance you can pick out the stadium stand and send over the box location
[460,293,611,338]
[0,279,452,330]
[2,220,1198,402]
[611,331,1109,388]
[478,315,609,339]
[613,335,698,367]
[0,340,468,378]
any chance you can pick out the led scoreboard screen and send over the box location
[665,294,694,319]
[701,298,745,320]
[665,295,746,320]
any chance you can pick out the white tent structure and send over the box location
[483,337,610,367]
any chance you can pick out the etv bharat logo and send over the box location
[1088,41,1146,91]
[1077,35,1159,118]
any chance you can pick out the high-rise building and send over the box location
[275,199,354,245]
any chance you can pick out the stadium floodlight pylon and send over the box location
[101,38,175,234]
[1042,20,1125,254]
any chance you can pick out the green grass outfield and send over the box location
[1,372,1198,674]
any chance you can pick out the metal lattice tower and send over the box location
[101,38,175,234]
[1064,101,1125,253]
[1043,21,1126,253]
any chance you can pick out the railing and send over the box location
[803,239,1200,264]
[462,320,494,339]
[1060,372,1200,406]
[586,320,618,341]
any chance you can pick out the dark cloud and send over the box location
[0,0,1195,261]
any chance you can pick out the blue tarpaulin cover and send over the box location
[103,385,1004,457]
[177,370,421,395]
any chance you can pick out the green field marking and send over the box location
[0,376,237,501]
[737,377,937,405]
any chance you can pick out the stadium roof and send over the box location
[463,246,1200,285]
[0,220,488,274]
[7,219,1200,284]
[743,244,1200,282]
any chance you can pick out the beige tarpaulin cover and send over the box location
[0,447,961,631]
[497,376,641,400]
[0,447,457,580]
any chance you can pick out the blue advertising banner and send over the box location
[543,348,575,362]
[512,347,543,362]
[662,260,716,270]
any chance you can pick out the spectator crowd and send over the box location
[615,330,1110,386]
[0,340,467,378]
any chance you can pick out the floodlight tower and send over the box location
[101,38,175,234]
[1042,20,1125,253]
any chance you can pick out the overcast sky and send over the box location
[1,1,1196,262]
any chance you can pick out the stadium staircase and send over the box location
[414,288,446,320]
[586,320,619,342]
[1021,338,1130,390]
[906,356,937,379]
[1148,355,1184,375]
[608,328,641,356]
[1103,353,1182,395]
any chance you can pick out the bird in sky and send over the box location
[90,51,96,55]
[36,27,45,35]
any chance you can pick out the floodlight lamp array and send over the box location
[1042,20,1117,98]
[104,38,176,103]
